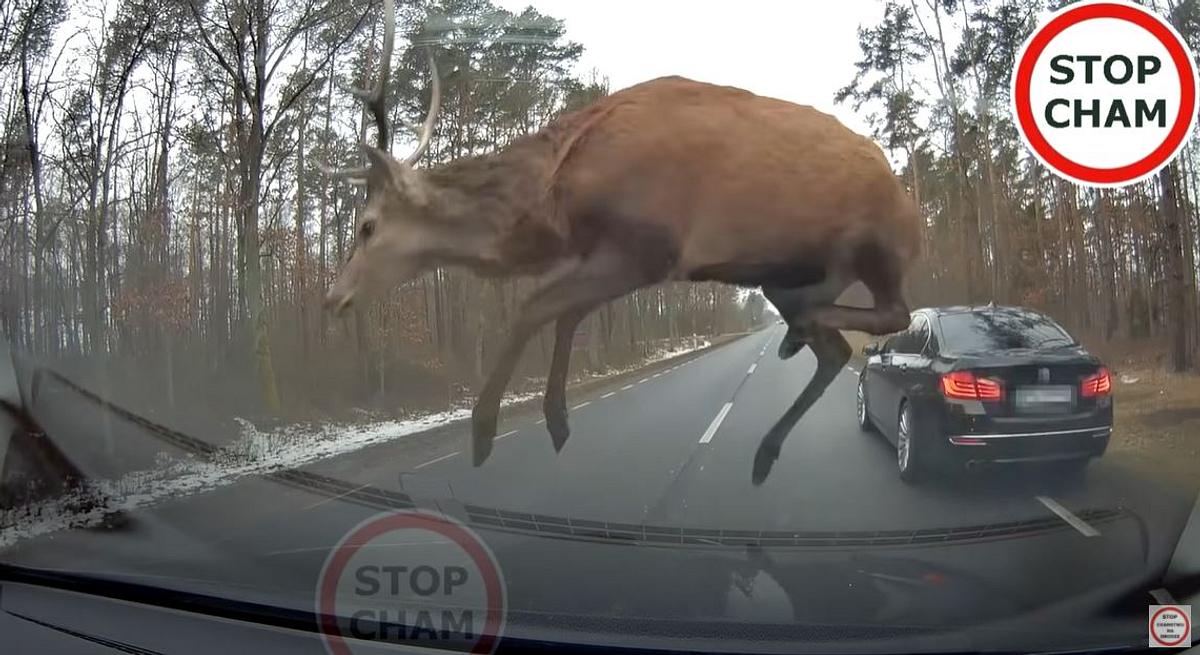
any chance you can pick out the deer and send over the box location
[324,0,922,484]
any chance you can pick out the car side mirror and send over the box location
[862,342,880,357]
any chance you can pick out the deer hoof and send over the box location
[471,408,498,466]
[777,333,808,360]
[546,414,571,452]
[751,442,781,485]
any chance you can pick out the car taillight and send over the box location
[1081,367,1111,397]
[940,371,1004,401]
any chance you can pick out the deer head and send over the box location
[324,0,442,316]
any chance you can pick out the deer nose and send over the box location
[324,291,354,316]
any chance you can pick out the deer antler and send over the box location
[361,0,395,151]
[319,163,370,185]
[402,49,441,166]
[324,0,441,181]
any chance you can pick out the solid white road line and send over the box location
[302,483,372,510]
[601,391,616,399]
[747,363,757,375]
[414,452,460,470]
[1036,496,1100,537]
[699,402,735,444]
[572,401,591,410]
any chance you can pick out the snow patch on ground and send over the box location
[0,336,715,548]
[0,391,539,548]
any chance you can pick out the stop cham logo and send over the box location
[1011,0,1198,187]
[317,510,507,655]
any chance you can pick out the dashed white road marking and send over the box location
[747,363,757,375]
[699,402,735,444]
[652,372,662,378]
[535,418,545,424]
[846,366,858,374]
[414,452,460,470]
[1150,588,1178,604]
[621,384,635,391]
[572,401,591,410]
[638,377,650,384]
[302,483,372,510]
[496,429,518,440]
[601,391,616,399]
[1036,496,1100,537]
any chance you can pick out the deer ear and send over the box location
[362,145,429,206]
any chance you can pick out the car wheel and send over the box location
[856,377,874,432]
[897,401,926,483]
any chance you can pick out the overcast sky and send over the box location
[493,1,886,137]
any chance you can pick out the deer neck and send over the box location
[423,141,566,276]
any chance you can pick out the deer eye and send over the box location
[359,220,376,241]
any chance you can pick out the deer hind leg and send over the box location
[762,276,848,360]
[763,286,812,361]
[807,243,911,336]
[543,307,594,452]
[751,324,851,484]
[472,247,659,466]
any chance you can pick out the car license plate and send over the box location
[1016,386,1073,408]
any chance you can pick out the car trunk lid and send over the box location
[948,348,1103,416]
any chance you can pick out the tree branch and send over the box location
[186,0,254,107]
[264,5,370,140]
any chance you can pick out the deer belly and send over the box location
[683,259,829,288]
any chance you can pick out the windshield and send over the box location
[938,310,1077,354]
[1,1,1198,653]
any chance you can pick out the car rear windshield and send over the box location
[938,310,1076,353]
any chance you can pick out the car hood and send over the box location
[0,469,1155,654]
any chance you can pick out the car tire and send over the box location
[856,377,875,433]
[897,401,927,484]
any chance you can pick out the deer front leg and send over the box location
[543,307,593,452]
[752,325,850,484]
[472,248,658,466]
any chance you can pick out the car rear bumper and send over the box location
[945,426,1111,464]
[932,402,1113,466]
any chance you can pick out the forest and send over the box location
[838,0,1200,375]
[1,0,1198,426]
[0,0,763,423]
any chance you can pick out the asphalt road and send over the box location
[2,325,1197,651]
[301,324,1192,539]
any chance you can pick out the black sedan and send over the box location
[856,306,1113,482]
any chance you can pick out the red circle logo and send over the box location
[316,510,506,655]
[1011,0,1198,187]
[1150,605,1191,647]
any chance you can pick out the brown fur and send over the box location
[408,76,919,287]
[328,75,923,481]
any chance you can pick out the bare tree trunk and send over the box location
[1159,163,1189,372]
